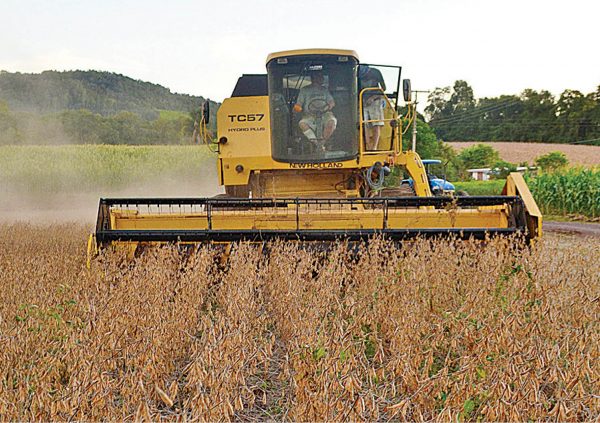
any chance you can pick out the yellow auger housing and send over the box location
[90,49,541,257]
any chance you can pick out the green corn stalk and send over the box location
[527,167,599,218]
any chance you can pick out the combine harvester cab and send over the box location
[89,49,541,261]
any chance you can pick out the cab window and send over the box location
[267,55,358,163]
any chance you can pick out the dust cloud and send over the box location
[0,161,223,227]
[2,112,78,146]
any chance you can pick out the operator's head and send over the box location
[310,71,324,85]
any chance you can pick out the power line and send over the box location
[430,113,600,127]
[428,100,522,124]
[428,99,523,125]
[428,100,600,127]
[434,121,600,128]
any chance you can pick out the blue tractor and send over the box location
[401,159,456,196]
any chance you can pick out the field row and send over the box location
[0,225,598,421]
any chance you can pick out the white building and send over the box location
[467,168,492,181]
[467,167,531,181]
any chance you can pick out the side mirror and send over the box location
[402,79,412,102]
[202,101,210,124]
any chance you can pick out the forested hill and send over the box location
[0,70,204,118]
[0,70,220,145]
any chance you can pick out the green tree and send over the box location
[59,110,106,143]
[555,89,598,142]
[534,151,569,171]
[516,89,556,141]
[474,95,523,141]
[491,159,517,179]
[437,141,462,181]
[386,118,446,183]
[402,118,441,159]
[424,86,451,121]
[426,81,600,143]
[449,80,475,114]
[457,143,500,169]
[426,80,477,140]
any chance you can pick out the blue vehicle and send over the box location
[401,159,456,196]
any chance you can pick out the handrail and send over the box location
[358,87,399,155]
[100,196,521,208]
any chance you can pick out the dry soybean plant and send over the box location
[0,223,598,421]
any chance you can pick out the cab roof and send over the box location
[266,49,359,64]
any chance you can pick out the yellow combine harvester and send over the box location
[89,49,541,258]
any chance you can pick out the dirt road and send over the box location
[544,221,600,237]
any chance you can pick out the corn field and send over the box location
[0,224,598,421]
[0,145,212,196]
[528,167,600,218]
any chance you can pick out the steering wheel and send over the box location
[306,98,330,115]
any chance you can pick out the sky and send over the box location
[1,0,599,108]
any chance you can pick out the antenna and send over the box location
[410,90,430,152]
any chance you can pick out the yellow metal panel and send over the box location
[213,214,298,230]
[220,153,395,190]
[267,49,359,63]
[255,170,356,197]
[504,172,542,238]
[112,213,209,230]
[217,96,271,185]
[221,154,392,172]
[217,96,271,158]
[396,151,433,197]
[109,206,512,232]
[505,173,541,216]
[387,209,508,229]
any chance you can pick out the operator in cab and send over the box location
[293,71,337,152]
[359,65,386,150]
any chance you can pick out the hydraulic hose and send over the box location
[365,162,385,191]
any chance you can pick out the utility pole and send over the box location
[410,90,430,152]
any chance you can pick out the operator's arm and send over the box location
[294,89,305,112]
[326,91,335,110]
